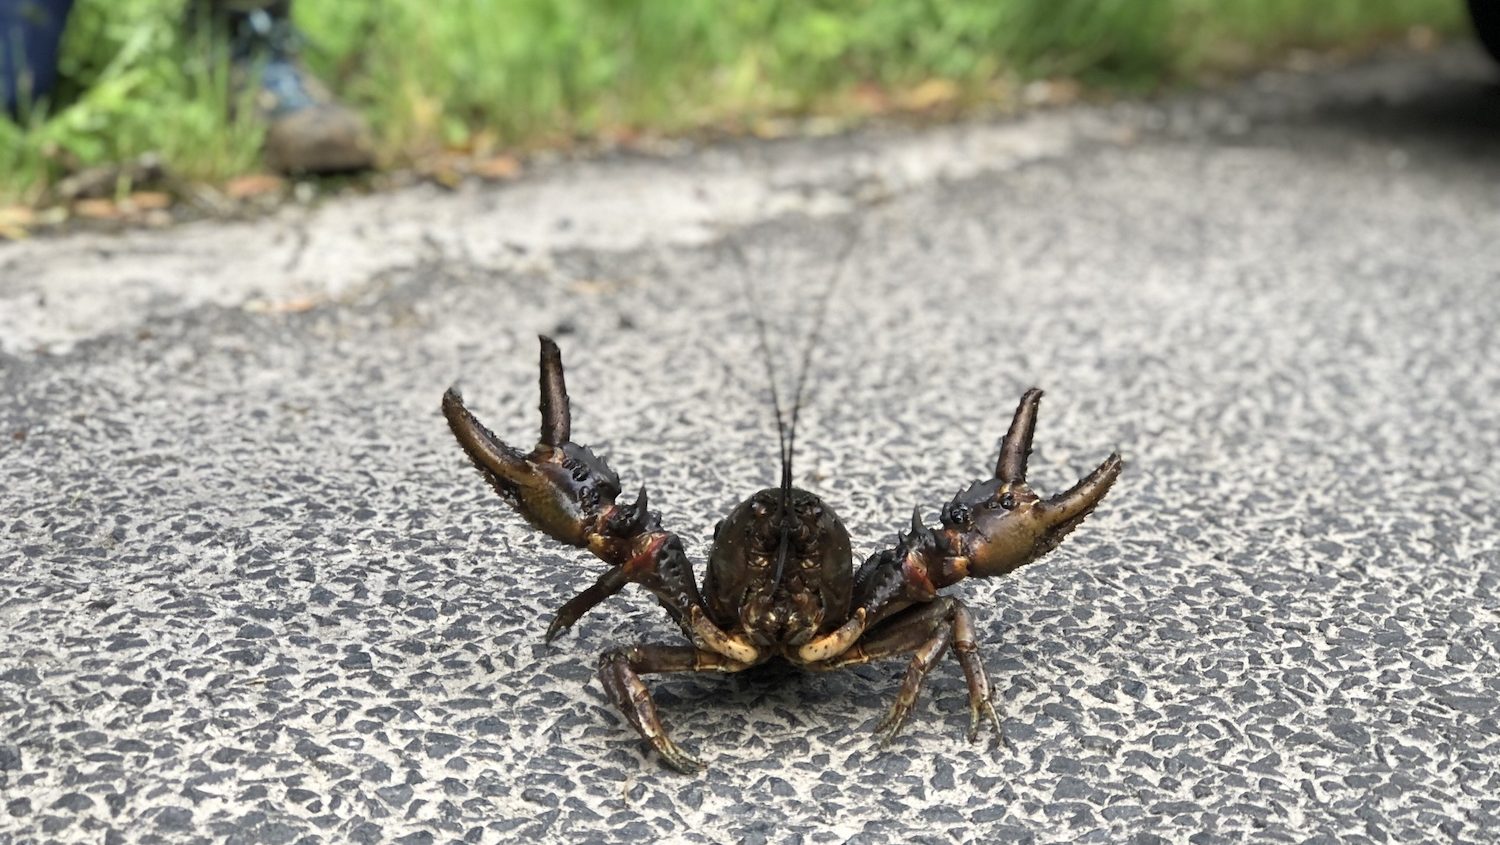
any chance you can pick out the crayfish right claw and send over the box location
[995,388,1042,483]
[1042,451,1124,529]
[924,390,1122,583]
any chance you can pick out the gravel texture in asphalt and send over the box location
[2,47,1499,844]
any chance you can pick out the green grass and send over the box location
[2,0,264,204]
[0,0,1465,204]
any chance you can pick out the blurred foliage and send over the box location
[1,0,1465,203]
[2,0,260,202]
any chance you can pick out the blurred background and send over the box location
[0,0,1475,215]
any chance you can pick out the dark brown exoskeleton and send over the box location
[442,336,1122,772]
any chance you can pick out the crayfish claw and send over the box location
[994,388,1042,483]
[442,387,533,492]
[444,339,705,633]
[537,335,571,446]
[1042,451,1124,528]
[442,340,627,548]
[605,485,652,537]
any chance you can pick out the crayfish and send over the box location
[442,325,1122,772]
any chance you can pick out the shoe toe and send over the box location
[265,105,375,174]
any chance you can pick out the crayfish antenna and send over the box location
[725,226,861,593]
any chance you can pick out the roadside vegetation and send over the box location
[0,0,1464,208]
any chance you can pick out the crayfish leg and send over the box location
[545,565,629,643]
[596,645,751,774]
[949,601,1005,746]
[815,597,1005,748]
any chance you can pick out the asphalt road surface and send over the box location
[3,46,1498,845]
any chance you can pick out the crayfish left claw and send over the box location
[538,335,571,446]
[442,387,533,498]
[444,338,709,642]
[443,339,625,549]
[605,485,652,537]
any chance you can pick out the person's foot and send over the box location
[225,5,374,174]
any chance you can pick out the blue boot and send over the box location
[0,0,75,117]
[195,0,374,173]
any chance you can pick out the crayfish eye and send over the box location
[1000,492,1016,510]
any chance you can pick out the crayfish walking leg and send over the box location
[814,596,1003,745]
[597,645,751,773]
